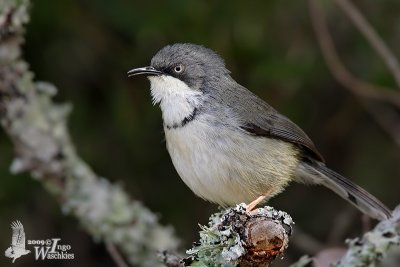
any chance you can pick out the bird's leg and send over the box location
[246,194,267,212]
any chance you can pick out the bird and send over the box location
[127,43,391,220]
[5,220,31,263]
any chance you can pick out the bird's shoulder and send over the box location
[211,81,324,162]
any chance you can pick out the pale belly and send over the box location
[164,118,300,206]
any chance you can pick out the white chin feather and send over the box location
[148,75,202,126]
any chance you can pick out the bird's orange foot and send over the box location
[245,194,267,213]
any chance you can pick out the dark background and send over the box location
[1,0,399,266]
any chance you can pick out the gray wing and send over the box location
[10,220,26,249]
[240,112,324,162]
[217,82,324,162]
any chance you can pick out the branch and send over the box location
[361,102,400,147]
[106,243,130,267]
[308,0,400,148]
[334,0,400,88]
[0,1,178,266]
[161,205,294,267]
[333,204,400,266]
[290,204,400,267]
[308,0,400,108]
[1,2,295,267]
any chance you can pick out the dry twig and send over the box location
[334,0,400,88]
[308,0,400,147]
[308,0,400,108]
[106,243,130,267]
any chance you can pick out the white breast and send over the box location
[148,74,300,206]
[164,113,300,206]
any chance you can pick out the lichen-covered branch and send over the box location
[0,1,178,266]
[1,2,294,267]
[333,205,400,267]
[290,205,400,267]
[3,1,399,267]
[161,204,294,267]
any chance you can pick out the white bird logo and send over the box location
[4,220,31,263]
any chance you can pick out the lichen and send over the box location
[0,1,179,266]
[186,204,294,266]
[333,206,400,267]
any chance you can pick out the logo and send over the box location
[28,238,74,260]
[4,220,31,263]
[4,220,74,262]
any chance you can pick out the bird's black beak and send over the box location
[127,66,163,77]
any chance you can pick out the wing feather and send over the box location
[241,113,324,162]
[216,82,324,162]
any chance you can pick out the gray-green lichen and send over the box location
[290,205,400,267]
[186,204,294,267]
[333,205,400,267]
[0,1,179,266]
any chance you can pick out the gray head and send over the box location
[128,43,230,90]
[128,43,236,128]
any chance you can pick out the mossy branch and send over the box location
[161,205,294,267]
[333,205,400,267]
[290,206,400,267]
[0,1,178,266]
[0,2,294,266]
[2,1,399,267]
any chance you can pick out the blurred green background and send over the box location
[1,0,399,266]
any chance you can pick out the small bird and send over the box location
[128,43,391,220]
[5,220,31,263]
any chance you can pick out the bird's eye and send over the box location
[174,64,184,74]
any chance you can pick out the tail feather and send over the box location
[299,160,392,221]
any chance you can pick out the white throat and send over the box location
[148,75,202,127]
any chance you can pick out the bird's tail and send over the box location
[298,160,392,221]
